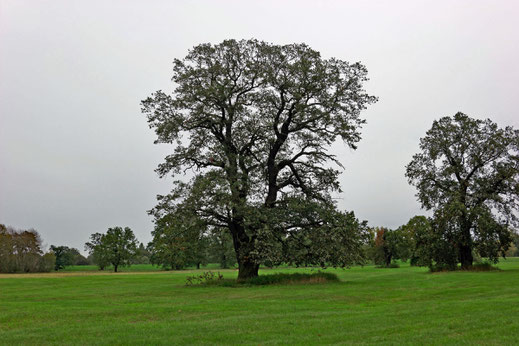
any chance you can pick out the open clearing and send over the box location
[1,259,519,344]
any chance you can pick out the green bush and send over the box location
[185,271,224,285]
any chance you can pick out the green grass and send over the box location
[1,259,519,344]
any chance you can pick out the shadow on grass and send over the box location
[186,271,340,287]
[430,261,502,273]
[375,263,400,269]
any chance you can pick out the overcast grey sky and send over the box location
[1,0,518,253]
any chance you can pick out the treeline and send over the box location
[0,221,236,273]
[84,225,236,272]
[366,216,519,270]
[3,216,518,274]
[0,223,151,273]
[147,213,519,272]
[79,213,519,273]
[147,216,236,270]
[0,224,55,273]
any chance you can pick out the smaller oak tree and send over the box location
[397,215,431,266]
[85,227,138,272]
[406,113,519,269]
[372,227,412,267]
[50,245,83,270]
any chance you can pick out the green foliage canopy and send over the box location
[148,208,209,270]
[406,113,519,269]
[50,245,84,270]
[85,227,138,272]
[370,227,413,267]
[142,39,376,279]
[0,224,54,273]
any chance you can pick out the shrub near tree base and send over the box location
[185,271,224,286]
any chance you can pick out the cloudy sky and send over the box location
[1,0,518,253]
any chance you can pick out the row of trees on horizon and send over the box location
[0,224,237,273]
[0,224,149,273]
[2,218,519,274]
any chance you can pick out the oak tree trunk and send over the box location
[230,223,260,280]
[385,253,392,268]
[237,258,259,281]
[459,245,473,269]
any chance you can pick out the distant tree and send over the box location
[131,243,151,264]
[505,230,519,257]
[372,227,412,267]
[85,233,110,270]
[50,245,69,270]
[406,113,519,269]
[85,254,96,265]
[50,245,83,270]
[74,253,90,265]
[142,39,377,279]
[207,229,236,269]
[14,229,43,272]
[40,252,56,272]
[397,215,431,266]
[148,207,209,270]
[191,236,210,269]
[85,227,138,272]
[0,224,53,273]
[373,228,391,267]
[0,224,11,272]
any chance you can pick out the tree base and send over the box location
[459,245,473,270]
[237,261,259,281]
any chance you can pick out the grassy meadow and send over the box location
[1,259,519,344]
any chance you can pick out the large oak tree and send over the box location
[406,113,519,269]
[142,39,376,279]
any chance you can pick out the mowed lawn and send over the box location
[1,260,519,345]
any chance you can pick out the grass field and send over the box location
[1,259,519,344]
